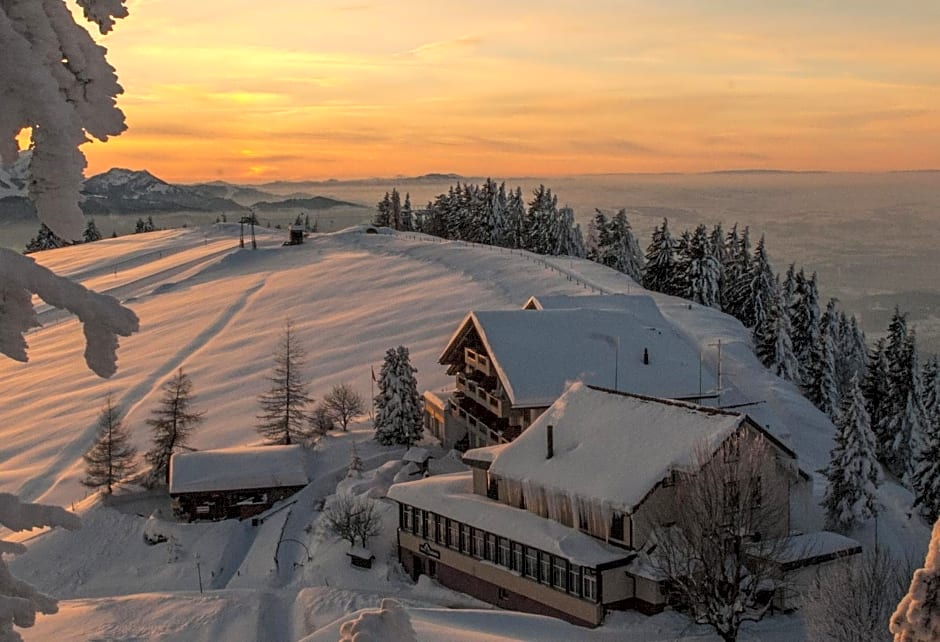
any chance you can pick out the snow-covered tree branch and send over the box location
[0,493,80,642]
[0,0,138,378]
[0,249,138,377]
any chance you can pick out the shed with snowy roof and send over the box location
[169,445,309,521]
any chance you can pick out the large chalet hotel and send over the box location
[388,294,861,627]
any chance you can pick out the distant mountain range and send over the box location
[0,160,364,223]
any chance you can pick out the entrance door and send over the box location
[412,555,424,582]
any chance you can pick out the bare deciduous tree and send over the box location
[257,320,313,445]
[144,368,205,487]
[322,383,366,431]
[82,395,137,494]
[804,545,913,642]
[325,495,382,548]
[645,433,794,642]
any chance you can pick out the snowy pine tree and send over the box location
[745,235,777,330]
[805,317,840,419]
[82,218,103,243]
[23,224,65,253]
[822,375,882,531]
[347,443,364,479]
[401,192,413,231]
[722,224,753,321]
[790,269,821,383]
[891,517,940,642]
[257,320,313,446]
[82,395,137,494]
[373,346,423,447]
[608,209,644,281]
[144,368,205,486]
[587,210,611,265]
[677,224,721,307]
[643,218,678,295]
[912,413,940,523]
[754,285,799,382]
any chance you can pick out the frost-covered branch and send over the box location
[0,493,80,642]
[0,1,137,377]
[0,249,139,378]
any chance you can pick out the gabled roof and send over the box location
[439,299,713,408]
[487,382,759,514]
[169,445,309,495]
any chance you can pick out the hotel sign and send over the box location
[419,542,441,559]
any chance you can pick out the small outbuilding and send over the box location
[403,447,432,475]
[169,445,309,521]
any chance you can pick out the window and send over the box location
[416,509,426,537]
[610,512,625,542]
[447,519,459,550]
[498,587,510,601]
[460,524,472,554]
[525,547,539,578]
[433,514,444,544]
[582,568,597,601]
[402,505,413,531]
[540,555,551,584]
[553,558,568,591]
[473,529,484,559]
[484,533,496,561]
[724,479,740,515]
[498,537,511,568]
[569,566,581,596]
[511,542,523,572]
[487,475,499,500]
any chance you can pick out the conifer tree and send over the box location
[863,339,892,460]
[374,192,391,227]
[677,224,721,307]
[346,442,364,479]
[373,346,423,447]
[643,218,677,294]
[790,269,821,383]
[82,218,103,243]
[822,375,882,531]
[587,210,611,265]
[889,347,929,482]
[23,223,66,253]
[805,318,840,419]
[722,224,753,320]
[390,188,402,230]
[608,209,644,282]
[82,395,138,494]
[144,368,205,486]
[754,285,799,382]
[745,235,777,330]
[257,320,313,445]
[401,192,413,231]
[912,413,940,522]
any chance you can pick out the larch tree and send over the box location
[0,494,80,642]
[82,394,137,494]
[891,518,940,642]
[144,368,205,487]
[257,320,313,445]
[822,375,882,531]
[0,0,138,377]
[373,346,423,447]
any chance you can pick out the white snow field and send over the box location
[0,224,930,641]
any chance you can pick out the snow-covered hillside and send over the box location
[1,225,930,640]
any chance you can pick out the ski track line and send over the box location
[16,278,268,504]
[32,243,238,324]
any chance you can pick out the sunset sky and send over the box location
[68,0,940,182]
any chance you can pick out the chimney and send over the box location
[643,347,649,365]
[546,424,554,460]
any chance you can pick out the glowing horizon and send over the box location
[58,1,940,182]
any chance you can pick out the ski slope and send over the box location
[1,224,930,640]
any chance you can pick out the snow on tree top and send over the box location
[168,445,308,495]
[488,382,749,513]
[440,301,714,408]
[387,472,628,567]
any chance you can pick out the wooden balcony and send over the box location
[465,347,493,377]
[456,373,508,418]
[450,404,509,447]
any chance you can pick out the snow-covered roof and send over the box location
[488,382,747,514]
[169,445,309,495]
[524,293,662,315]
[440,300,713,408]
[387,472,629,567]
[462,444,509,466]
[403,447,431,463]
[753,530,862,569]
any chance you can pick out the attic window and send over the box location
[610,512,625,541]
